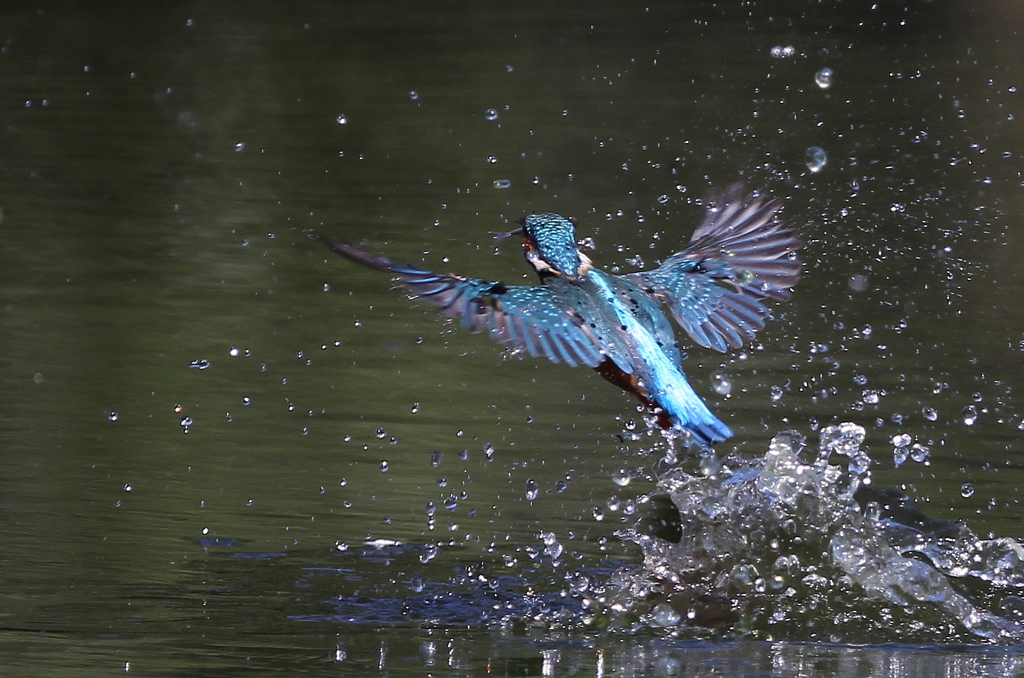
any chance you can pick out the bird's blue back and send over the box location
[323,185,800,447]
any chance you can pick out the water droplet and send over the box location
[592,506,605,521]
[179,415,193,427]
[961,483,975,498]
[123,483,132,492]
[853,375,868,386]
[815,67,834,89]
[891,433,912,448]
[411,402,420,414]
[376,428,387,439]
[540,531,563,560]
[409,90,419,101]
[612,468,632,487]
[107,411,119,422]
[229,346,240,357]
[174,404,183,413]
[486,155,498,164]
[806,146,828,173]
[735,269,755,285]
[336,114,348,125]
[848,274,870,292]
[189,359,210,370]
[962,405,978,426]
[493,179,511,189]
[910,443,931,463]
[657,194,669,204]
[430,450,442,467]
[922,406,938,421]
[234,142,245,152]
[419,543,439,563]
[769,385,784,402]
[862,389,880,405]
[651,602,681,627]
[770,45,796,58]
[410,572,424,593]
[525,478,539,501]
[242,396,251,406]
[484,443,495,461]
[322,283,331,292]
[335,541,348,552]
[380,460,389,472]
[711,372,732,395]
[484,108,499,121]
[893,446,909,468]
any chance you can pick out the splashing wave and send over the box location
[598,424,1024,642]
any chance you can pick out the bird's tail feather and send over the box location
[657,379,733,446]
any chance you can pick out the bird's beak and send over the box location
[490,227,524,242]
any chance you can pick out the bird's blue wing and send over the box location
[624,186,802,353]
[323,240,605,368]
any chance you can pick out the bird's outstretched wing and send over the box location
[623,186,802,353]
[322,239,605,368]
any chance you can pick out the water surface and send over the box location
[2,1,1024,675]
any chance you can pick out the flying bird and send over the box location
[322,186,801,446]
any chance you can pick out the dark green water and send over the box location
[3,1,1024,675]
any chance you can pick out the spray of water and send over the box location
[592,424,1024,642]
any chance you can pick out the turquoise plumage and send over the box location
[323,186,801,446]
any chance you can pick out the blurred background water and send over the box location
[3,0,1024,675]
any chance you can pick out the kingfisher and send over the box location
[322,186,801,446]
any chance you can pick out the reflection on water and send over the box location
[318,634,1024,677]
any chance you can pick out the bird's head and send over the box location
[504,213,593,282]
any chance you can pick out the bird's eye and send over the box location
[568,216,579,226]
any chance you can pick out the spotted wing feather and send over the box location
[322,239,605,368]
[624,186,802,353]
